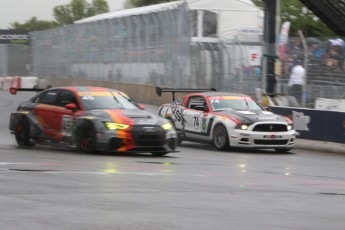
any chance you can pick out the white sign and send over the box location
[248,49,262,66]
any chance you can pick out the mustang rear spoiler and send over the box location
[10,85,52,95]
[156,87,216,101]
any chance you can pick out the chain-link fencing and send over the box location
[3,2,345,107]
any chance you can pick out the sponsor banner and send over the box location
[0,30,30,44]
[271,106,345,144]
[248,48,262,66]
[278,22,290,60]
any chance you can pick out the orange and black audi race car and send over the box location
[9,86,177,156]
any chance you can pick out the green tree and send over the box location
[9,0,110,30]
[9,17,58,31]
[53,0,109,25]
[124,0,175,8]
[281,0,335,37]
[253,0,335,37]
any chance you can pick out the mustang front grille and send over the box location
[253,124,287,132]
[254,140,289,145]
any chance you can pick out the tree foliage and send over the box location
[253,0,335,37]
[124,0,175,8]
[9,0,109,31]
[53,0,109,25]
[9,17,58,31]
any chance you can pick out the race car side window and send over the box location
[35,89,59,105]
[56,90,80,109]
[187,96,206,110]
[175,98,184,106]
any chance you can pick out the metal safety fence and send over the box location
[31,1,191,88]
[3,3,345,107]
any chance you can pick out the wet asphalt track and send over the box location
[0,90,345,230]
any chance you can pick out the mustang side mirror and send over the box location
[65,103,77,112]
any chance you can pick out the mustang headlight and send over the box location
[287,124,294,131]
[235,124,250,130]
[104,122,129,130]
[162,122,173,131]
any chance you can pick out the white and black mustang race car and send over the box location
[156,87,296,152]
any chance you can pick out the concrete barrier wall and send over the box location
[44,79,188,106]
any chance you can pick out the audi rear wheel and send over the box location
[14,118,35,147]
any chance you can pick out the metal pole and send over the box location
[262,0,278,96]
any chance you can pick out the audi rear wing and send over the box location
[155,87,216,101]
[10,85,52,95]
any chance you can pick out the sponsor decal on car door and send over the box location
[183,109,203,134]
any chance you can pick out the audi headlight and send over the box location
[105,122,129,130]
[162,122,173,131]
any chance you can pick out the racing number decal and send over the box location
[201,113,208,133]
[194,116,199,127]
[62,115,74,136]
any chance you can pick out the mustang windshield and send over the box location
[209,96,263,111]
[78,91,138,110]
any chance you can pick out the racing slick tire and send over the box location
[151,152,169,157]
[78,123,97,153]
[212,124,229,151]
[274,148,292,153]
[14,118,35,147]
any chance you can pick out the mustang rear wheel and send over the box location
[212,124,229,150]
[14,118,35,147]
[78,125,96,153]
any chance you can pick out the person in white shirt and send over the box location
[288,60,305,105]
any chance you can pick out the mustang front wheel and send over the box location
[213,124,229,150]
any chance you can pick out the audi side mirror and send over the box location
[65,103,77,112]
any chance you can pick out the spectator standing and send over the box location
[288,60,305,105]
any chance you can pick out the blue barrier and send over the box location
[270,106,345,144]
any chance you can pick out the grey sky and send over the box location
[0,0,124,29]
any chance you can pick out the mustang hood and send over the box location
[217,110,287,123]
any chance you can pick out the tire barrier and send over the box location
[0,76,39,90]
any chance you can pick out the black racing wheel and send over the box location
[212,124,229,150]
[14,118,35,147]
